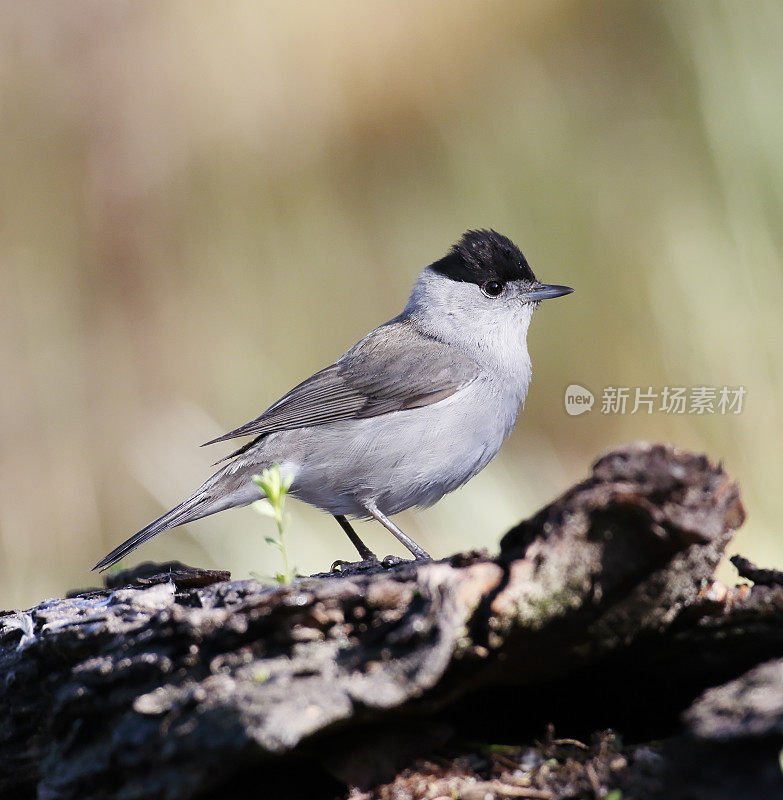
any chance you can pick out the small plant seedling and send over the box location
[252,465,296,584]
[252,668,270,684]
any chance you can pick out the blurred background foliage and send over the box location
[1,1,782,609]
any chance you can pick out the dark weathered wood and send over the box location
[1,442,780,800]
[731,553,783,586]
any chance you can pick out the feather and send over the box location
[202,320,479,446]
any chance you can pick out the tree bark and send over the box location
[1,442,781,799]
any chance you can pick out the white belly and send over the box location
[261,377,524,517]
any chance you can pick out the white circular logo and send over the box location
[565,384,594,416]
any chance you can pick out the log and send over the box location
[1,442,781,800]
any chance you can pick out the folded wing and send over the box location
[203,320,479,447]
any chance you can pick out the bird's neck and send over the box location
[404,306,533,398]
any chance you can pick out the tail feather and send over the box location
[94,452,270,573]
[92,493,216,572]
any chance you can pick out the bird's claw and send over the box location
[330,557,379,573]
[330,552,430,574]
[330,554,415,573]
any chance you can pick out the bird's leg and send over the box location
[363,502,432,561]
[331,515,381,572]
[334,514,376,559]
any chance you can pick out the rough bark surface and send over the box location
[1,442,781,800]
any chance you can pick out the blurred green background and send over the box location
[1,1,781,610]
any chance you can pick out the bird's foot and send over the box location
[330,554,421,574]
[330,556,380,574]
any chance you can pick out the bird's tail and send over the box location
[93,463,258,572]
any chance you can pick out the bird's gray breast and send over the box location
[275,375,525,517]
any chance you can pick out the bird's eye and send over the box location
[481,280,504,297]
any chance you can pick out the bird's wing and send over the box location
[203,321,479,446]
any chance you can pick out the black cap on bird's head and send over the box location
[432,229,534,284]
[432,229,573,301]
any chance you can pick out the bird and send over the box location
[94,229,573,572]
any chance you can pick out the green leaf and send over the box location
[255,464,295,584]
[252,499,275,518]
[253,669,270,684]
[265,538,283,551]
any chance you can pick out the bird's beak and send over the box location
[524,282,574,301]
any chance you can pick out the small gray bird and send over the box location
[94,230,572,572]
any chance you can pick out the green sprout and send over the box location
[252,465,296,584]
